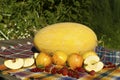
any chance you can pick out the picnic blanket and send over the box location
[0,42,120,80]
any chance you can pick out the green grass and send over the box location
[0,0,120,50]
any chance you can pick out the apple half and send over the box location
[23,57,35,67]
[34,53,39,59]
[84,55,104,72]
[4,58,24,69]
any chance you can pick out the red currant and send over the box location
[51,67,58,74]
[89,70,95,76]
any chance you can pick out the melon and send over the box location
[34,22,98,55]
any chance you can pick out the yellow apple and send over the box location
[67,53,83,69]
[36,52,52,67]
[52,51,68,66]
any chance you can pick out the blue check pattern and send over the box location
[95,46,120,65]
[0,43,120,80]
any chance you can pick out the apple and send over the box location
[67,53,83,69]
[34,53,39,59]
[4,58,24,69]
[84,55,104,72]
[82,51,97,59]
[36,52,52,67]
[23,58,35,67]
[52,51,68,66]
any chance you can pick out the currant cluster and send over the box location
[104,62,116,68]
[30,67,44,72]
[30,66,79,79]
[30,65,96,79]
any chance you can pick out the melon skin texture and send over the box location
[34,22,98,55]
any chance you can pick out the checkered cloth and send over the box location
[6,64,120,80]
[0,42,38,59]
[95,46,120,65]
[0,42,120,65]
[0,42,120,80]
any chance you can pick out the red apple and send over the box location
[67,53,83,70]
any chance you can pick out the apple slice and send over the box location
[4,58,24,69]
[84,55,104,72]
[34,53,39,59]
[23,57,35,67]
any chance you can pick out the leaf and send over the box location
[0,15,3,21]
[37,65,44,68]
[74,1,80,7]
[48,0,54,3]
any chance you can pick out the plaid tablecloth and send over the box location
[0,41,120,80]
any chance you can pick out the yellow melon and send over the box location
[34,22,98,55]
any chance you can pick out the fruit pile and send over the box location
[31,22,101,79]
[2,22,117,79]
[31,51,104,79]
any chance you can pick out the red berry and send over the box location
[56,68,62,74]
[112,64,116,68]
[68,69,74,77]
[30,67,44,72]
[106,62,112,65]
[75,67,85,72]
[38,68,44,72]
[104,62,116,69]
[108,64,116,68]
[73,72,79,79]
[103,65,108,68]
[62,68,68,76]
[89,70,96,76]
[58,66,68,76]
[45,65,52,72]
[51,67,57,74]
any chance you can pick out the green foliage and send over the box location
[90,0,120,50]
[0,0,120,49]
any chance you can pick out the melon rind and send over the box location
[34,22,98,55]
